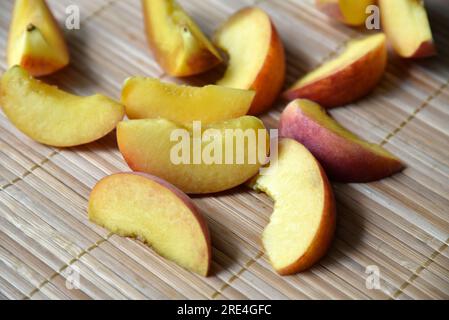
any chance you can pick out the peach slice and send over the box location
[122,77,255,123]
[7,0,69,76]
[89,172,211,276]
[117,116,269,194]
[316,0,376,26]
[249,138,336,275]
[379,0,436,58]
[284,33,387,108]
[279,99,403,182]
[142,0,222,77]
[0,66,125,147]
[214,7,286,115]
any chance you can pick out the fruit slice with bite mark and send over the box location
[249,138,336,275]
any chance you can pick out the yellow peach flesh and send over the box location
[294,33,386,88]
[89,173,211,276]
[251,138,335,274]
[142,0,222,76]
[379,0,435,57]
[7,0,69,76]
[215,8,271,89]
[117,116,269,194]
[340,0,376,26]
[122,77,255,123]
[0,66,124,147]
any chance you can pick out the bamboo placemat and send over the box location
[0,0,448,300]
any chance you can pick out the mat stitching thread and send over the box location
[211,251,264,299]
[83,0,119,24]
[378,78,449,299]
[391,240,448,299]
[380,78,449,146]
[0,150,60,192]
[25,233,113,299]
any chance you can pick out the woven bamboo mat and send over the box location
[0,0,448,300]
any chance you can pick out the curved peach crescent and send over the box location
[117,116,269,194]
[214,7,286,115]
[249,138,336,275]
[279,99,404,182]
[283,33,387,108]
[88,172,211,276]
[122,77,255,123]
[0,66,125,147]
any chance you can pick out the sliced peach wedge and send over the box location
[117,116,269,194]
[316,0,377,26]
[379,0,436,58]
[7,0,69,76]
[122,77,255,123]
[0,66,125,147]
[142,0,222,77]
[284,33,387,108]
[214,7,286,115]
[249,138,336,275]
[89,173,211,276]
[279,99,403,182]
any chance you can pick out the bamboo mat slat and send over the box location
[0,0,448,300]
